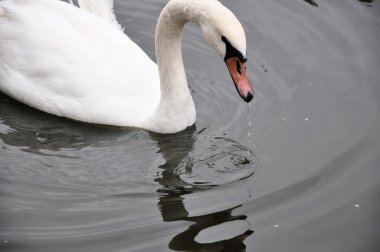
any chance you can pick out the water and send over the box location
[1,0,380,251]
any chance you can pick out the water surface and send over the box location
[1,0,380,251]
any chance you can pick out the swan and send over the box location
[0,0,253,133]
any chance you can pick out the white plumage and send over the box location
[0,0,249,133]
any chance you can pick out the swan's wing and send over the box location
[0,0,160,126]
[74,0,122,30]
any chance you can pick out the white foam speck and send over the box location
[355,204,360,208]
[274,224,279,228]
[36,133,48,144]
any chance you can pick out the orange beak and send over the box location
[225,57,254,103]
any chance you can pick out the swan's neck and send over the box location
[148,0,210,133]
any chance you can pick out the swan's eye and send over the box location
[221,36,247,63]
[236,60,241,75]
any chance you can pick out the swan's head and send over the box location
[199,2,254,103]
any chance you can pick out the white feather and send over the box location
[76,0,121,30]
[0,0,248,133]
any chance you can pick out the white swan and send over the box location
[0,0,253,133]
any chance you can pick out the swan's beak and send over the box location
[225,57,254,103]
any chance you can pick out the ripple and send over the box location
[174,136,257,187]
[1,0,379,251]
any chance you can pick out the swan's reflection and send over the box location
[168,206,253,252]
[0,92,138,153]
[152,129,254,252]
[1,92,254,251]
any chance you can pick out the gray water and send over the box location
[1,0,380,251]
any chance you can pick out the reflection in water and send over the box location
[168,206,253,252]
[0,92,136,154]
[1,92,255,251]
[152,129,254,251]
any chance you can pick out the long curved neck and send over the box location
[150,0,210,133]
[155,3,189,107]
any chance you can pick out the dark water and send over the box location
[1,0,380,251]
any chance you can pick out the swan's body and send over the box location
[0,0,253,133]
